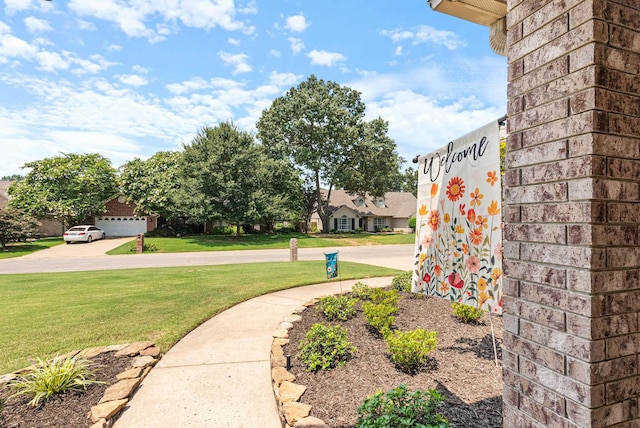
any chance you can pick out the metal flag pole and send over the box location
[489,311,499,367]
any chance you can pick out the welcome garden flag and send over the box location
[413,119,503,314]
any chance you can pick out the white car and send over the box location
[63,225,106,244]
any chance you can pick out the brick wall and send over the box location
[103,197,137,216]
[504,0,640,426]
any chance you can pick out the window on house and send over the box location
[338,215,350,231]
[377,199,385,208]
[356,198,364,207]
[374,218,387,231]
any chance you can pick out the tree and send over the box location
[178,122,264,237]
[8,153,118,229]
[0,208,40,250]
[119,151,182,219]
[400,167,418,197]
[256,75,403,233]
[1,174,24,181]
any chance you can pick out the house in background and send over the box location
[0,180,64,236]
[311,190,417,233]
[0,180,10,210]
[90,196,159,237]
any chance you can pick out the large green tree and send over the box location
[119,151,182,219]
[178,122,267,236]
[256,75,403,233]
[8,153,117,229]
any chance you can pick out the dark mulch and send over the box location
[283,290,504,428]
[0,352,134,428]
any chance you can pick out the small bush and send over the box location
[208,225,238,235]
[351,282,373,300]
[363,302,397,336]
[129,243,158,253]
[356,384,449,428]
[298,323,356,371]
[9,354,104,407]
[408,216,416,230]
[386,328,438,372]
[370,288,399,306]
[391,271,413,292]
[317,295,358,321]
[451,302,485,323]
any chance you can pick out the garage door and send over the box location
[96,216,147,237]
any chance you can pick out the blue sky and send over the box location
[0,0,506,179]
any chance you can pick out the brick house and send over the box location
[310,190,417,233]
[91,196,158,237]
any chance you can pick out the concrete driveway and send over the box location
[21,237,135,259]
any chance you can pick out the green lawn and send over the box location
[0,237,64,259]
[0,261,401,374]
[107,232,415,255]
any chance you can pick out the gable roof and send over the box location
[322,189,416,219]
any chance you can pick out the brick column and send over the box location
[503,0,640,426]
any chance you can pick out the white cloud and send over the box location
[0,30,38,64]
[4,0,35,15]
[68,0,255,42]
[269,49,280,58]
[380,25,466,50]
[228,37,240,46]
[394,46,403,57]
[269,72,300,87]
[306,50,346,67]
[36,51,70,72]
[288,37,303,54]
[24,16,52,33]
[218,51,252,75]
[285,14,309,32]
[117,74,149,87]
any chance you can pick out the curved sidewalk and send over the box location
[113,276,395,428]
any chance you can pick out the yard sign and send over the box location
[413,119,503,314]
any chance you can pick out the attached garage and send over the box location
[96,216,147,237]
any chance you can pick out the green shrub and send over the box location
[9,354,104,407]
[363,302,397,336]
[208,225,238,235]
[391,271,413,292]
[356,384,449,428]
[351,282,373,300]
[451,302,485,323]
[317,295,357,321]
[129,243,158,253]
[370,288,399,306]
[408,216,416,229]
[298,323,356,371]
[386,328,438,372]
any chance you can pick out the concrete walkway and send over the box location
[113,277,395,428]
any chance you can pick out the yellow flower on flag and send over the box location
[488,200,500,216]
[419,204,428,216]
[470,187,483,207]
[444,213,451,223]
[477,277,487,291]
[455,225,464,234]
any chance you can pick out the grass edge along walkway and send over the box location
[0,261,402,374]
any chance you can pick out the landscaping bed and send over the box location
[282,289,504,427]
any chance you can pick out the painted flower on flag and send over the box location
[467,208,476,223]
[455,225,465,234]
[487,170,498,186]
[434,264,442,276]
[478,290,490,308]
[459,204,466,216]
[444,213,451,223]
[430,183,439,198]
[419,204,428,216]
[492,267,503,283]
[461,243,469,254]
[494,243,503,261]
[440,281,449,294]
[465,256,481,273]
[475,215,488,230]
[419,253,427,268]
[428,210,440,231]
[423,272,431,283]
[488,200,500,216]
[446,177,465,202]
[470,187,483,207]
[448,272,464,289]
[477,277,487,291]
[469,228,484,245]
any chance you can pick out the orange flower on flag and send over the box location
[470,187,483,207]
[467,208,476,223]
[418,204,428,216]
[428,210,441,231]
[487,170,498,186]
[488,200,500,216]
[430,183,439,198]
[492,267,503,283]
[475,215,488,230]
[446,177,465,202]
[469,228,483,245]
[440,281,449,294]
[461,243,469,254]
[459,204,466,216]
[434,264,442,276]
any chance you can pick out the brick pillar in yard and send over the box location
[503,0,640,426]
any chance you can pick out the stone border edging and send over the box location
[270,298,330,428]
[0,341,162,428]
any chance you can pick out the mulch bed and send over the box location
[0,352,134,428]
[282,290,504,428]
